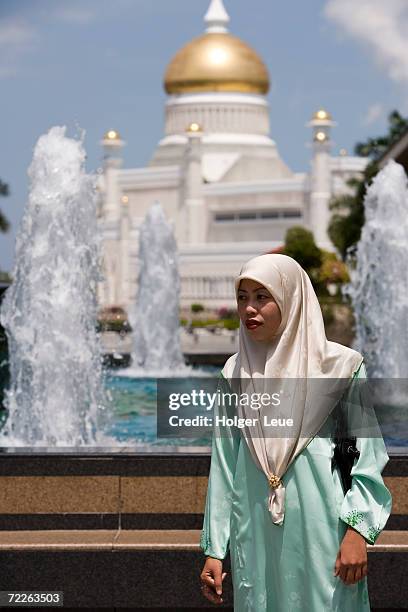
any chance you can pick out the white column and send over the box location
[184,126,207,244]
[100,132,125,223]
[307,111,335,249]
[118,198,130,311]
[310,144,332,246]
[99,131,126,307]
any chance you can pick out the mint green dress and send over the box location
[200,362,392,611]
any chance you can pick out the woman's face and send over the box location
[237,278,282,342]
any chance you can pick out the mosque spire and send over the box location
[204,0,230,33]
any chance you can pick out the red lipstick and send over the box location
[245,319,261,330]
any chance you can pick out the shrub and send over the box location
[97,319,131,333]
[217,307,236,320]
[223,319,240,330]
[319,251,350,284]
[191,318,220,328]
[191,303,204,314]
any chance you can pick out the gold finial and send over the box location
[187,122,202,133]
[313,108,332,121]
[268,473,282,488]
[104,129,121,141]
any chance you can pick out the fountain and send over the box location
[0,127,210,450]
[345,160,408,378]
[0,126,109,447]
[107,201,211,448]
[344,160,408,448]
[128,201,187,375]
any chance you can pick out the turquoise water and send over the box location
[104,370,407,452]
[1,362,406,452]
[104,367,216,447]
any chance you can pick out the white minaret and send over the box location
[99,130,125,306]
[308,109,335,249]
[183,122,207,244]
[119,195,131,309]
[100,130,125,222]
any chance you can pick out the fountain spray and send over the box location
[0,126,108,446]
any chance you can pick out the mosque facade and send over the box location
[98,0,367,312]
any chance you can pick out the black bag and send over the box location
[332,437,360,493]
[331,397,360,493]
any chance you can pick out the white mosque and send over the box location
[98,0,367,313]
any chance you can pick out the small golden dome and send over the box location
[186,122,202,133]
[164,32,270,95]
[104,129,121,141]
[312,109,332,121]
[314,131,327,142]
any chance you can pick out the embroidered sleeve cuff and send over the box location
[340,508,382,545]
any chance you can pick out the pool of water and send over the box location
[104,368,408,453]
[1,361,406,453]
[104,365,218,447]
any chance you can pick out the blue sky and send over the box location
[1,0,408,272]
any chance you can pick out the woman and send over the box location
[199,254,392,611]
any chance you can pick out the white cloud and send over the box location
[363,103,384,126]
[0,19,35,47]
[324,0,408,86]
[0,19,37,79]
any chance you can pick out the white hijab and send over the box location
[221,254,363,525]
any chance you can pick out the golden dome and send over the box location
[164,32,270,95]
[312,109,332,121]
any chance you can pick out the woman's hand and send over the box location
[200,557,227,605]
[334,526,368,585]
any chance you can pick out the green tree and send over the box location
[283,226,322,288]
[328,110,408,259]
[354,110,408,159]
[0,179,10,233]
[283,226,322,269]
